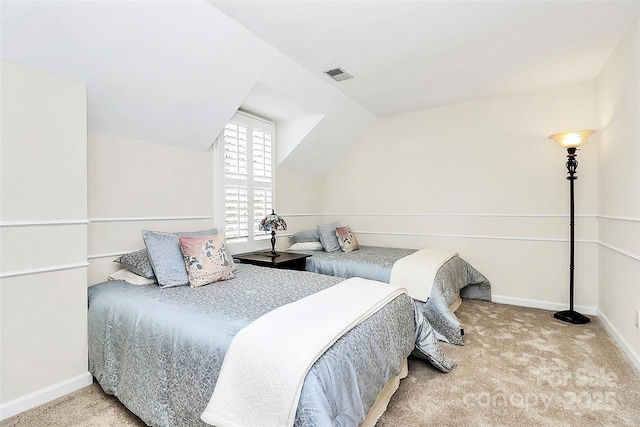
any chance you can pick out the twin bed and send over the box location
[288,245,491,345]
[88,228,491,427]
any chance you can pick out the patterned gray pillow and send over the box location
[114,249,155,279]
[317,221,342,253]
[142,228,219,289]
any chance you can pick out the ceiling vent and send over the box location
[323,67,353,82]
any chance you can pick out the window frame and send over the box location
[214,111,276,254]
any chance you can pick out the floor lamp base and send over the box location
[554,310,591,325]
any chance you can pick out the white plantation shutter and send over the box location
[224,186,248,239]
[252,129,272,182]
[223,122,248,180]
[217,112,275,250]
[252,187,273,235]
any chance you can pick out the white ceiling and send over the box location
[2,1,638,173]
[212,0,640,116]
[0,0,376,173]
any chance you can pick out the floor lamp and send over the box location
[548,130,595,325]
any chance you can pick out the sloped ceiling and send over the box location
[1,0,374,174]
[2,1,639,174]
[214,1,640,116]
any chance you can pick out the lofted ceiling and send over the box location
[213,0,640,116]
[0,0,376,173]
[2,1,639,174]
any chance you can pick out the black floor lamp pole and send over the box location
[554,147,590,324]
[569,162,576,311]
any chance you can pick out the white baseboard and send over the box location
[0,372,93,421]
[596,309,640,373]
[491,294,598,316]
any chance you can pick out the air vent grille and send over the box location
[323,67,353,82]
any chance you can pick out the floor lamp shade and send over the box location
[548,129,595,324]
[548,130,595,149]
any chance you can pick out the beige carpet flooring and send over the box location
[3,300,640,426]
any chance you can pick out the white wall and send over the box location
[87,131,325,284]
[596,15,640,364]
[276,166,325,247]
[87,131,217,284]
[322,80,599,311]
[0,60,91,416]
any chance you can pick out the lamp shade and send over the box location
[548,130,595,149]
[259,210,287,232]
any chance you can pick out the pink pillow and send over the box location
[335,226,359,253]
[179,235,234,287]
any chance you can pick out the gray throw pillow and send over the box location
[289,229,320,243]
[142,228,219,288]
[317,221,342,253]
[114,249,155,279]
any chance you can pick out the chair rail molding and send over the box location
[0,219,89,228]
[88,215,214,223]
[0,262,90,279]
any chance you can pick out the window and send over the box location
[216,112,275,253]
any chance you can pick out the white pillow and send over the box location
[288,241,324,251]
[108,268,156,286]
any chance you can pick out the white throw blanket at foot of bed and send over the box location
[390,249,458,302]
[201,277,407,427]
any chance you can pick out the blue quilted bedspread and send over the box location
[289,246,492,345]
[88,264,449,427]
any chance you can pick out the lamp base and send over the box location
[260,251,280,258]
[554,310,590,325]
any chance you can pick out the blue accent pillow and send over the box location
[142,228,220,288]
[317,221,342,253]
